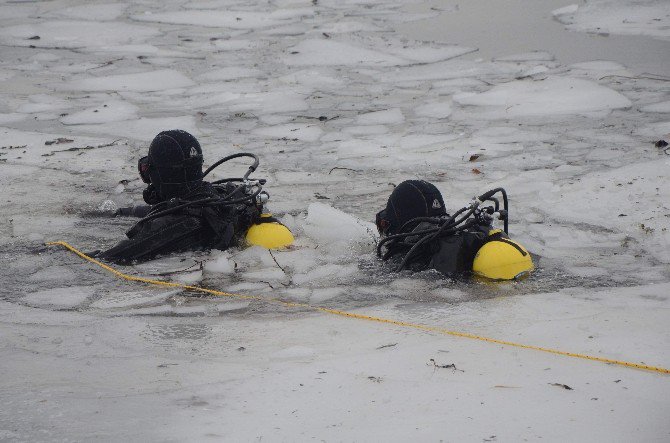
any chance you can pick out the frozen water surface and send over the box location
[1,0,669,441]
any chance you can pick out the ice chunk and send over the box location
[555,0,670,40]
[302,203,377,246]
[636,121,670,138]
[285,40,407,66]
[11,215,78,238]
[271,346,315,360]
[204,251,235,275]
[131,9,313,29]
[315,21,382,34]
[75,116,199,141]
[49,3,129,21]
[90,290,177,309]
[453,77,632,118]
[519,65,550,78]
[552,4,579,16]
[196,67,263,82]
[0,21,158,49]
[545,160,670,263]
[414,101,452,119]
[174,270,203,285]
[212,39,257,51]
[22,286,95,309]
[292,263,358,285]
[62,70,194,92]
[277,69,344,87]
[241,268,287,283]
[60,100,139,125]
[310,287,344,303]
[570,60,628,72]
[227,91,308,114]
[494,51,556,62]
[640,100,670,113]
[231,246,278,270]
[92,44,196,59]
[0,113,27,124]
[344,125,389,136]
[252,124,323,142]
[356,108,404,125]
[385,45,477,64]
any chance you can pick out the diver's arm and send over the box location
[99,215,204,264]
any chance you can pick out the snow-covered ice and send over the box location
[1,0,669,441]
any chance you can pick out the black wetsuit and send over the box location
[100,182,259,264]
[382,221,493,277]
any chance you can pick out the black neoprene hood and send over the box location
[147,130,204,199]
[378,180,447,235]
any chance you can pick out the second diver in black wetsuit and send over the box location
[375,180,533,280]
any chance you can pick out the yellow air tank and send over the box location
[245,214,294,249]
[472,234,534,281]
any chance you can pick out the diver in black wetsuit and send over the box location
[100,130,268,264]
[375,180,533,280]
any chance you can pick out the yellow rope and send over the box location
[47,241,670,375]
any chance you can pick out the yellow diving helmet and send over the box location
[245,214,294,249]
[472,230,534,280]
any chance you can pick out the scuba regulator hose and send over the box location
[133,153,265,227]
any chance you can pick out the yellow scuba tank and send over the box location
[245,214,294,249]
[472,230,534,280]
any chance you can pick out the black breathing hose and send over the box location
[202,153,259,180]
[133,153,262,227]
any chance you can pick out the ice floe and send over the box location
[453,76,632,118]
[0,21,158,49]
[554,0,670,40]
[61,69,195,92]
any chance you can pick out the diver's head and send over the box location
[376,180,446,236]
[138,130,204,200]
